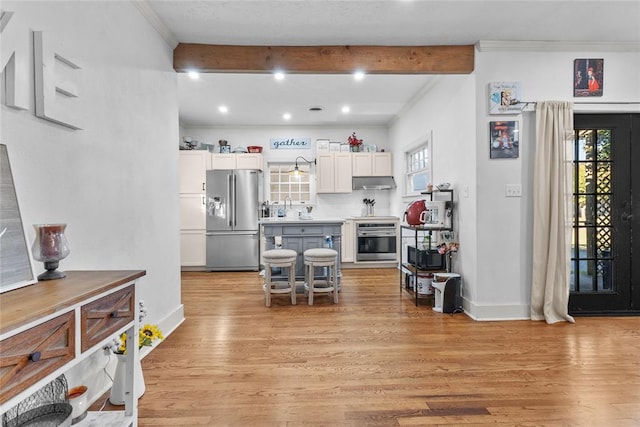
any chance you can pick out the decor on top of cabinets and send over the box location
[488,82,522,115]
[574,58,603,97]
[348,132,363,152]
[490,121,519,159]
[316,139,330,153]
[269,137,311,150]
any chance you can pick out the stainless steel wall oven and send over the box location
[356,222,397,261]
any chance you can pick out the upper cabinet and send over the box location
[352,152,393,177]
[179,151,209,194]
[211,153,263,170]
[316,152,352,193]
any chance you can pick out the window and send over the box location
[268,164,311,203]
[405,142,431,194]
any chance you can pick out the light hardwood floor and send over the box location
[135,269,640,426]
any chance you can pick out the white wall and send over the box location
[471,45,640,319]
[183,125,393,218]
[1,0,182,405]
[388,75,478,305]
[387,46,639,320]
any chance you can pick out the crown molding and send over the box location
[131,0,179,49]
[477,40,640,52]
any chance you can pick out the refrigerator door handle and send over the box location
[233,174,237,227]
[228,173,233,227]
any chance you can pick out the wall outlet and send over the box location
[505,184,522,197]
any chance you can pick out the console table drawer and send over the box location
[0,311,75,404]
[81,285,135,352]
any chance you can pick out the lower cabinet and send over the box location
[180,231,206,267]
[341,220,355,263]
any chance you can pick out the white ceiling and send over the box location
[143,0,640,127]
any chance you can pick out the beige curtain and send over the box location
[531,101,575,324]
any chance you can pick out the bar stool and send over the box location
[303,248,339,305]
[262,249,297,307]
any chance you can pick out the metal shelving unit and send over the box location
[400,189,454,306]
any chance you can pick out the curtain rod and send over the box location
[520,101,640,105]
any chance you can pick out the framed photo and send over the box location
[490,121,519,159]
[574,58,603,97]
[489,82,522,114]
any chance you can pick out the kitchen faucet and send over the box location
[284,196,292,210]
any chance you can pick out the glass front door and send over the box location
[570,114,639,314]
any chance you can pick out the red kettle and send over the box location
[404,200,426,225]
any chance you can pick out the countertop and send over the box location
[349,216,399,221]
[259,217,345,224]
[259,216,399,224]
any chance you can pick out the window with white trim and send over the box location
[405,143,431,195]
[269,164,311,203]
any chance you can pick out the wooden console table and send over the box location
[0,270,146,426]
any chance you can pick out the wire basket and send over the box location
[2,375,71,427]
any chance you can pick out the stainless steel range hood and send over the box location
[352,176,397,190]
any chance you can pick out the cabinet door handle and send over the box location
[202,182,205,191]
[29,351,42,362]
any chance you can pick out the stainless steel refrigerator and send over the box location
[206,169,261,271]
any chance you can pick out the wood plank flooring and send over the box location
[135,269,640,426]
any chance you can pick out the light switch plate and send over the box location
[505,184,522,197]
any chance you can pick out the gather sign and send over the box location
[269,138,311,150]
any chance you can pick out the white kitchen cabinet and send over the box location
[316,152,352,193]
[180,231,206,266]
[179,152,208,268]
[341,219,355,262]
[211,153,263,170]
[352,152,393,177]
[180,194,206,230]
[179,151,209,193]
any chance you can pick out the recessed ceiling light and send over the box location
[218,105,228,114]
[341,105,351,114]
[188,71,200,80]
[283,112,291,120]
[353,71,365,81]
[274,71,286,81]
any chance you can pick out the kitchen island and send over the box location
[260,218,344,284]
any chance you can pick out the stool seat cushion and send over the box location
[263,249,297,261]
[303,248,338,261]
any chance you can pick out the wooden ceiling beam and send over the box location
[173,43,474,74]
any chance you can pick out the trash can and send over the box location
[432,273,462,314]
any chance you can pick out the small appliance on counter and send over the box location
[404,200,450,228]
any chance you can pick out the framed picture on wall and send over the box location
[489,121,519,159]
[574,58,603,97]
[488,82,522,114]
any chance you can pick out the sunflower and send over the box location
[115,324,163,355]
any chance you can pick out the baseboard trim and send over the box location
[463,299,530,321]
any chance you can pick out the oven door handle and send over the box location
[357,231,397,237]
